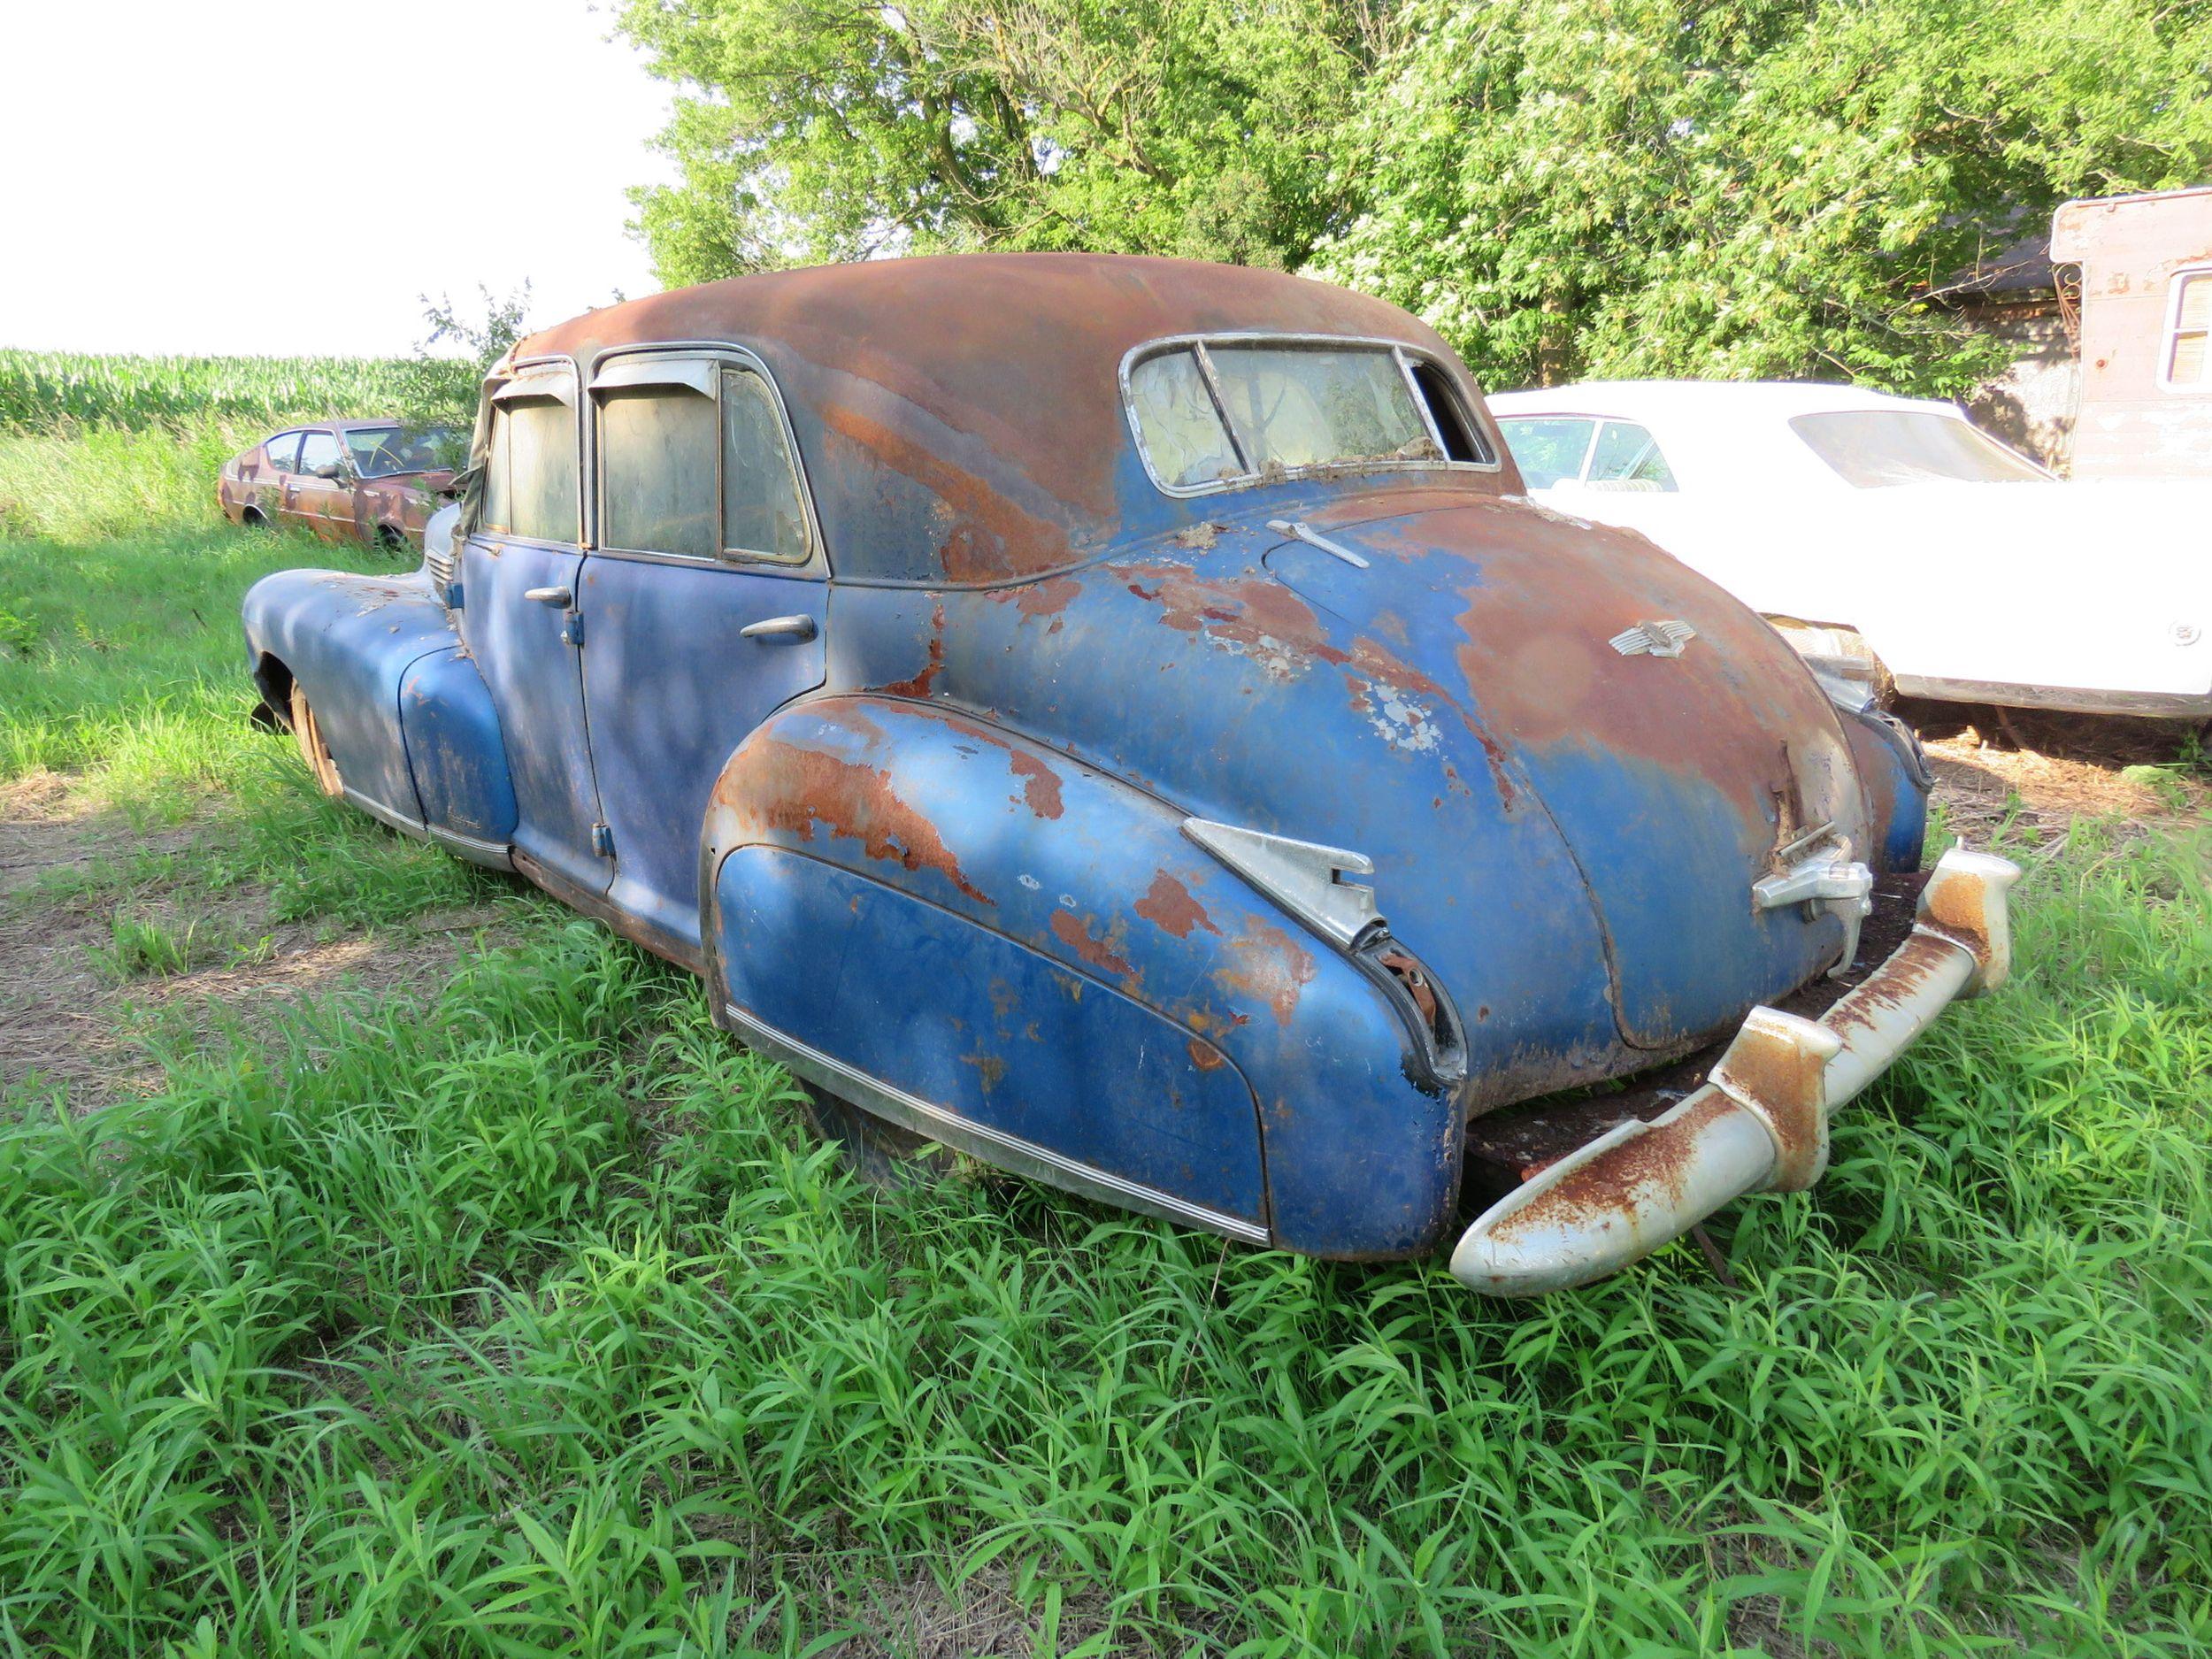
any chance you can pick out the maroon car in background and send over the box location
[219,420,461,549]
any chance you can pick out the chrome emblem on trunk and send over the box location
[1609,620,1698,658]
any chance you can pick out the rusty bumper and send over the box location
[1451,844,2022,1296]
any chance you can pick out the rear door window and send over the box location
[600,385,718,557]
[1495,417,1596,488]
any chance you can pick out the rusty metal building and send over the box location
[2050,186,2212,480]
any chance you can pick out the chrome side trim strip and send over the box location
[721,1001,1272,1245]
[342,787,514,871]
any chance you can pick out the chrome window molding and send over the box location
[1119,331,1502,500]
[721,1000,1272,1245]
[585,341,829,579]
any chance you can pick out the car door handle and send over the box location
[740,614,818,641]
[523,585,572,605]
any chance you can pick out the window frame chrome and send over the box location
[1119,331,1502,500]
[585,342,826,578]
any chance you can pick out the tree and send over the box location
[617,0,2212,397]
[615,0,1391,282]
[1309,0,2212,393]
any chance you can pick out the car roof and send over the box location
[508,252,1483,586]
[1484,379,1962,424]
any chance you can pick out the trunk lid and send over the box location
[1264,498,1872,1050]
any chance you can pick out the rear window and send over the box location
[1126,338,1493,494]
[1790,411,2046,488]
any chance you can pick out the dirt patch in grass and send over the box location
[1915,708,2208,843]
[1,774,513,1110]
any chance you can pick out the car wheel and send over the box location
[242,506,269,529]
[796,1080,949,1190]
[375,524,406,554]
[288,682,343,798]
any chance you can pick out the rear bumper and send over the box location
[1450,843,2021,1296]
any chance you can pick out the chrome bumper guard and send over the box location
[1451,844,2022,1297]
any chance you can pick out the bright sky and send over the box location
[0,1,675,357]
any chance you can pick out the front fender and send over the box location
[242,568,453,822]
[701,695,1465,1258]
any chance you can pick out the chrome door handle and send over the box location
[740,614,818,641]
[523,585,572,605]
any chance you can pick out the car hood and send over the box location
[1251,495,1871,1052]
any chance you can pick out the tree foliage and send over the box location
[1314,0,2212,392]
[618,0,2212,393]
[617,0,1386,280]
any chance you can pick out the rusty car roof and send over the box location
[511,253,1498,587]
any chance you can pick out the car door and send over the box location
[256,430,303,519]
[457,363,610,897]
[575,352,827,964]
[291,429,350,541]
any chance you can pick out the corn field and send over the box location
[0,348,432,435]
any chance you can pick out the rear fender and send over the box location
[1837,704,1931,874]
[701,695,1466,1257]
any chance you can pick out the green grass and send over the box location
[2,367,2209,1655]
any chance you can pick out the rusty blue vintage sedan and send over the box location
[242,254,2018,1294]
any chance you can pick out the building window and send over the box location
[2166,270,2210,390]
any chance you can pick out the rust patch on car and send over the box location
[1049,909,1135,980]
[881,600,949,698]
[1005,751,1064,818]
[935,711,1066,818]
[1486,1092,1739,1244]
[1009,575,1082,631]
[722,736,989,904]
[1214,917,1317,1025]
[817,403,1073,585]
[1187,1037,1229,1071]
[1134,871,1219,939]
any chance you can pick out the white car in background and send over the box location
[1486,380,2212,720]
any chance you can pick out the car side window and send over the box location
[483,396,580,544]
[1495,417,1596,488]
[264,431,303,472]
[720,367,809,562]
[601,385,718,557]
[1586,420,1678,492]
[296,431,342,479]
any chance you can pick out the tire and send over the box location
[288,682,344,798]
[374,524,406,554]
[796,1080,948,1189]
[242,506,270,529]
